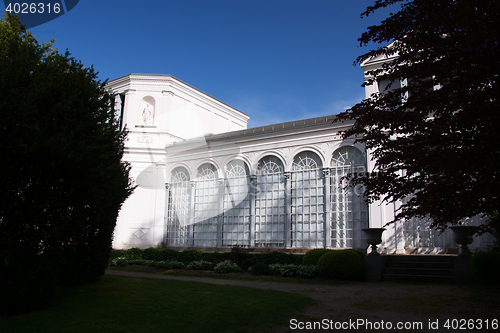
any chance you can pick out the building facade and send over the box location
[107,70,494,253]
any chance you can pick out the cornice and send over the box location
[166,114,351,150]
[106,74,249,123]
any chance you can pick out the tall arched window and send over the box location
[222,160,251,246]
[291,151,324,248]
[166,167,190,246]
[330,146,368,248]
[193,163,218,247]
[255,156,285,247]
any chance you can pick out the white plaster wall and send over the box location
[107,74,248,249]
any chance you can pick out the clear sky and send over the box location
[6,1,394,128]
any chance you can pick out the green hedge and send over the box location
[302,249,332,265]
[471,252,500,283]
[111,248,232,264]
[240,252,302,270]
[316,249,365,281]
[110,248,303,271]
[248,262,270,276]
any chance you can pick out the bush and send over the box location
[248,262,271,275]
[317,250,365,281]
[214,260,243,274]
[154,260,185,269]
[269,264,284,276]
[297,265,318,278]
[187,260,215,270]
[302,249,332,266]
[199,251,233,264]
[123,248,143,260]
[346,249,365,259]
[241,251,302,270]
[110,250,125,260]
[471,252,500,283]
[109,257,186,270]
[231,245,250,265]
[178,249,204,263]
[142,248,179,261]
[0,14,133,315]
[267,264,318,278]
[112,257,129,267]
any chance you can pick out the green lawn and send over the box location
[0,275,314,333]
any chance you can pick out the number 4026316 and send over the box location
[5,2,61,14]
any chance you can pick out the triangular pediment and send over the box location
[360,42,398,69]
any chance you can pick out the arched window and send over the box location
[223,160,250,246]
[292,151,322,171]
[225,160,249,178]
[257,155,284,175]
[166,166,191,246]
[197,163,217,180]
[171,166,190,183]
[330,146,368,248]
[331,146,366,171]
[291,151,324,248]
[193,163,218,247]
[255,156,285,247]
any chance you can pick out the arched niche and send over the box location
[140,96,155,126]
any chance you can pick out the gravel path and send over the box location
[105,270,488,332]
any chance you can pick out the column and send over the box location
[122,89,135,129]
[163,183,170,245]
[284,172,291,249]
[217,178,225,248]
[323,168,331,248]
[249,175,257,248]
[188,181,196,247]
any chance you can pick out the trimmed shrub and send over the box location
[267,264,318,278]
[471,252,500,283]
[302,249,332,266]
[112,257,129,267]
[269,264,284,276]
[231,245,250,265]
[154,260,185,269]
[241,251,302,270]
[200,252,233,264]
[317,250,365,281]
[214,260,243,274]
[277,264,300,277]
[178,249,204,263]
[142,248,179,261]
[110,250,125,260]
[248,262,271,276]
[297,265,318,278]
[346,249,365,259]
[124,248,143,260]
[187,260,215,270]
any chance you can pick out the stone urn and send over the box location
[449,225,478,256]
[362,228,386,255]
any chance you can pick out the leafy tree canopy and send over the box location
[0,14,133,314]
[337,0,499,232]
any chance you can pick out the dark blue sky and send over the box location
[9,0,396,128]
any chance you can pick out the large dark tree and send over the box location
[0,14,133,314]
[337,0,500,232]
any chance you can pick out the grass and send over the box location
[107,265,354,286]
[0,275,314,333]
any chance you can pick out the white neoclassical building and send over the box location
[107,63,494,253]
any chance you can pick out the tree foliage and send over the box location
[337,0,500,232]
[0,14,133,314]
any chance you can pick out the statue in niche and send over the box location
[142,102,153,125]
